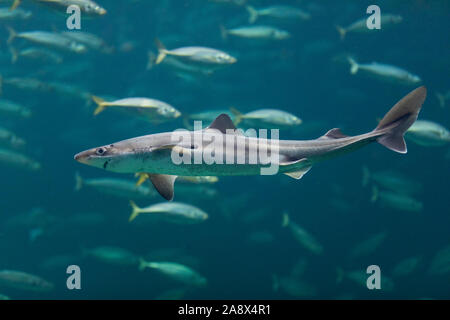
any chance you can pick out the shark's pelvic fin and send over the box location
[283,165,313,180]
[280,158,313,179]
[148,174,178,201]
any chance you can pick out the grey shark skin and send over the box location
[75,87,427,200]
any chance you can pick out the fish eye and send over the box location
[96,147,107,155]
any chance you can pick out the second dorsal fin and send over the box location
[208,114,236,133]
[321,128,348,139]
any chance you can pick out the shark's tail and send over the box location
[374,86,427,154]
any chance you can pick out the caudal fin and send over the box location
[371,186,379,203]
[362,165,370,187]
[146,51,157,70]
[74,172,83,191]
[246,6,258,24]
[374,86,427,154]
[347,57,359,74]
[138,257,149,271]
[281,213,289,227]
[129,201,141,222]
[6,26,17,45]
[154,38,167,64]
[9,45,18,64]
[219,25,228,41]
[10,0,21,11]
[92,95,106,115]
[336,25,346,40]
[135,172,149,186]
[229,106,244,125]
[436,92,446,108]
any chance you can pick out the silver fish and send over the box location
[347,57,421,85]
[7,28,87,53]
[139,260,207,287]
[406,120,450,147]
[128,201,209,223]
[336,14,403,39]
[282,213,323,255]
[246,5,310,24]
[74,172,156,199]
[0,270,54,292]
[221,25,291,40]
[11,0,106,16]
[0,7,32,20]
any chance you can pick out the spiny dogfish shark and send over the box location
[75,87,427,201]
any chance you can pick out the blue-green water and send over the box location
[0,0,449,300]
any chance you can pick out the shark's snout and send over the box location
[74,151,90,164]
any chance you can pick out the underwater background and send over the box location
[0,0,449,299]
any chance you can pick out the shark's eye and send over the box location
[96,147,106,155]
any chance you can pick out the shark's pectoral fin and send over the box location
[283,165,312,180]
[148,174,178,201]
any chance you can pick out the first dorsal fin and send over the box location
[208,114,236,134]
[320,128,348,139]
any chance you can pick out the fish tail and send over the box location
[92,95,106,115]
[219,25,228,41]
[129,201,141,222]
[154,38,167,64]
[10,0,21,10]
[229,106,243,125]
[8,45,18,64]
[272,274,279,292]
[246,6,258,24]
[135,172,149,186]
[371,185,379,203]
[182,115,193,130]
[347,56,359,74]
[374,86,427,154]
[435,92,445,108]
[362,165,371,187]
[281,213,289,227]
[138,257,148,271]
[146,50,157,70]
[6,26,17,45]
[74,172,83,191]
[336,267,345,284]
[335,25,346,40]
